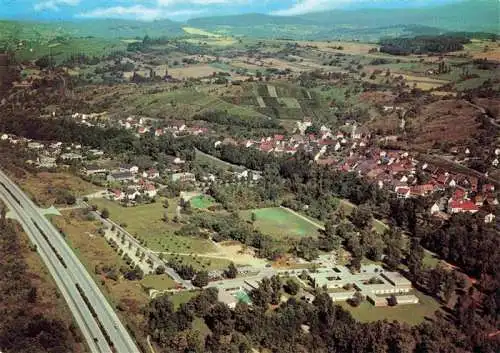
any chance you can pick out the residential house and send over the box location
[172,172,196,183]
[482,184,495,193]
[448,199,479,214]
[83,165,108,176]
[61,152,83,161]
[395,186,411,199]
[430,203,440,215]
[120,164,139,174]
[484,213,495,224]
[126,189,141,201]
[143,183,157,198]
[37,156,57,168]
[110,189,125,201]
[88,149,104,157]
[107,171,135,183]
[143,168,160,179]
[27,142,44,150]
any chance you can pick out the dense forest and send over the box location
[379,35,471,55]
[0,212,76,353]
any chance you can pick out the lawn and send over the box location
[91,198,216,253]
[240,207,322,238]
[190,195,216,209]
[183,27,221,38]
[166,290,202,309]
[338,291,441,325]
[141,274,177,291]
[21,172,100,207]
[164,254,233,271]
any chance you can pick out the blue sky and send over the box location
[0,0,464,21]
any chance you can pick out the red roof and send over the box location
[316,158,336,166]
[260,143,274,152]
[450,200,479,212]
[274,134,285,141]
[435,173,449,184]
[396,187,410,194]
[483,184,495,192]
[410,184,434,196]
[453,188,466,200]
[145,183,156,191]
[319,139,335,146]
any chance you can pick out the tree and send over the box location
[101,208,110,219]
[192,271,209,288]
[285,278,300,296]
[350,204,372,229]
[155,265,166,275]
[250,212,257,223]
[407,238,424,281]
[205,302,235,336]
[442,272,457,304]
[224,263,238,279]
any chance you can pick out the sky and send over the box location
[0,0,465,22]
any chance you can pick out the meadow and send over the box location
[338,291,441,326]
[91,198,216,254]
[240,207,322,239]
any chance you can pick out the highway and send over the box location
[0,170,140,353]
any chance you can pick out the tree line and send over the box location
[379,35,471,55]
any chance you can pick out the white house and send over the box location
[144,184,157,198]
[484,213,495,224]
[120,164,139,174]
[430,203,440,214]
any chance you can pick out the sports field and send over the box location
[240,207,322,238]
[190,195,216,209]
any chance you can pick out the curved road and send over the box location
[0,170,140,353]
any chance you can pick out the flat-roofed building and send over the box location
[329,291,356,302]
[218,290,238,309]
[381,272,412,292]
[367,294,388,307]
[395,295,419,305]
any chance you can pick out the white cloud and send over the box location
[272,0,429,16]
[272,0,350,16]
[34,0,80,12]
[78,5,205,21]
[157,0,245,5]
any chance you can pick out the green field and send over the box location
[338,291,441,325]
[92,198,216,253]
[164,254,233,271]
[183,26,221,38]
[240,207,322,238]
[190,195,216,209]
[141,274,177,291]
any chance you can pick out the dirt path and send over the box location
[279,206,325,230]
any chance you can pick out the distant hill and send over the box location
[187,0,499,40]
[0,18,184,43]
[300,0,499,33]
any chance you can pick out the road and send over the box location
[0,170,140,353]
